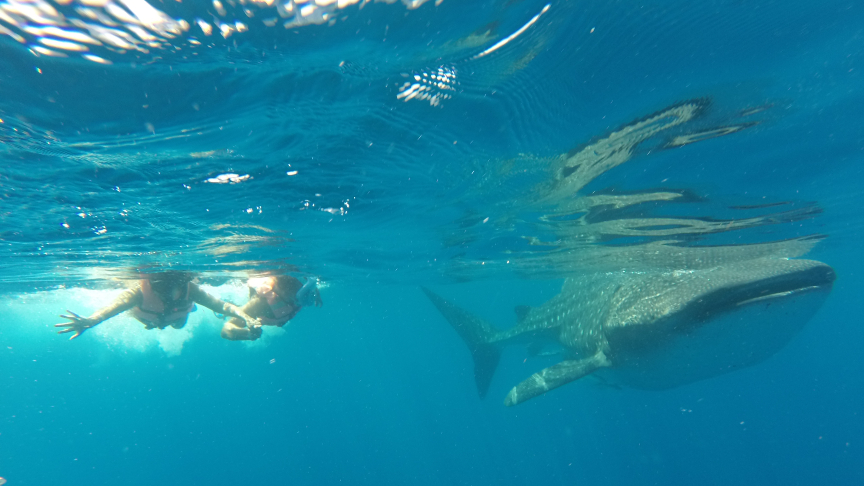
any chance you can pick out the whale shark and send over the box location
[423,249,835,406]
[425,98,834,406]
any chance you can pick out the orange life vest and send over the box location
[131,279,196,329]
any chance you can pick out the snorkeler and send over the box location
[55,271,261,340]
[220,275,322,341]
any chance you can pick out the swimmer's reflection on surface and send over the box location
[54,271,260,340]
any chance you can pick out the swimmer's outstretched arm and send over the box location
[188,283,261,328]
[55,287,143,340]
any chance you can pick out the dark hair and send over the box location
[274,276,302,297]
[148,271,194,300]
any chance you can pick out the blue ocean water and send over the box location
[1,0,863,484]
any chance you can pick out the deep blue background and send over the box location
[1,268,861,485]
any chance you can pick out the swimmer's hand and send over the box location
[249,325,263,340]
[241,313,263,329]
[296,278,323,308]
[224,304,261,328]
[54,310,97,340]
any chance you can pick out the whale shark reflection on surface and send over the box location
[424,98,835,406]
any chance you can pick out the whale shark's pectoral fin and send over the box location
[504,351,611,406]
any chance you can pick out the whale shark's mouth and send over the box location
[735,285,826,307]
[690,261,836,324]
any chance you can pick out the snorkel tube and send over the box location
[295,278,319,308]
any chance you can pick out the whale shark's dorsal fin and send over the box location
[514,305,531,323]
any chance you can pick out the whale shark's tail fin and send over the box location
[421,287,501,398]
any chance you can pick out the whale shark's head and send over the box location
[601,257,836,388]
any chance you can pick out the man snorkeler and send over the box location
[55,271,261,340]
[220,275,322,341]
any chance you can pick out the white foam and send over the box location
[6,282,270,355]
